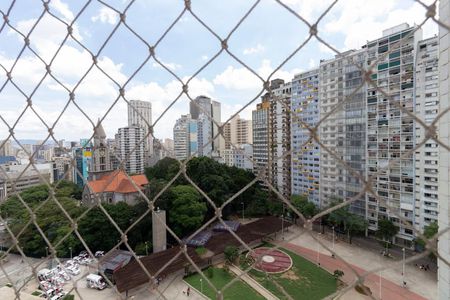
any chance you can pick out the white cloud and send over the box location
[201,55,209,61]
[308,58,316,69]
[243,44,265,55]
[321,0,437,50]
[91,6,118,25]
[49,0,74,22]
[213,59,302,91]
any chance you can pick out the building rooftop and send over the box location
[87,169,148,194]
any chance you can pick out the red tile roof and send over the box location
[87,170,148,194]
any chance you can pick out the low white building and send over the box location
[0,163,53,202]
[222,144,253,171]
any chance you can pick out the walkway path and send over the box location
[278,241,428,300]
[228,264,278,300]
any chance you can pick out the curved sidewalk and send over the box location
[281,242,427,300]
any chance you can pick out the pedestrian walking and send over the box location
[187,287,190,296]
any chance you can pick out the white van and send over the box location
[86,274,107,290]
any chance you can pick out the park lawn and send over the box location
[184,267,265,300]
[244,247,337,300]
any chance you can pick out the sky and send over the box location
[0,0,438,142]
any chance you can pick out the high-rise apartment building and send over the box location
[128,100,153,159]
[291,69,320,205]
[318,49,367,215]
[414,36,439,232]
[116,126,145,174]
[0,140,14,157]
[252,97,270,182]
[189,96,222,153]
[223,115,252,149]
[163,138,174,158]
[197,114,212,157]
[270,80,291,197]
[252,79,291,196]
[366,24,422,246]
[173,115,190,161]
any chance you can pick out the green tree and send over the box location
[169,185,206,236]
[291,194,317,219]
[224,245,239,265]
[416,222,438,257]
[328,201,367,244]
[376,219,399,244]
[145,157,180,181]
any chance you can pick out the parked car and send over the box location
[72,256,82,264]
[94,251,104,257]
[37,269,53,282]
[65,264,80,276]
[86,274,107,290]
[79,251,88,258]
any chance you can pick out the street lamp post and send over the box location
[331,226,335,258]
[281,214,284,240]
[402,248,406,285]
[145,241,149,256]
[200,278,203,293]
[332,226,335,252]
[379,254,382,299]
[241,202,244,221]
[45,246,48,257]
[69,247,72,259]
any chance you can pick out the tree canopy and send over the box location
[376,218,399,242]
[168,185,207,237]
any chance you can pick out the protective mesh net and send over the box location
[0,0,449,299]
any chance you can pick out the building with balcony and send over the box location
[291,69,320,205]
[365,23,423,246]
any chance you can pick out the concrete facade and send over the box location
[291,69,320,205]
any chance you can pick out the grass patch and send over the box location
[62,295,74,300]
[31,291,42,296]
[242,247,337,300]
[184,267,265,300]
[195,246,207,256]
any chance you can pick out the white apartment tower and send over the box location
[223,115,253,149]
[173,115,191,161]
[318,49,367,215]
[366,24,422,246]
[128,100,153,159]
[291,69,320,205]
[189,96,222,154]
[414,36,439,232]
[116,126,145,174]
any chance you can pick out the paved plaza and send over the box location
[280,226,437,300]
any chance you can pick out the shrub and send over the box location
[207,267,214,278]
[224,245,239,264]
